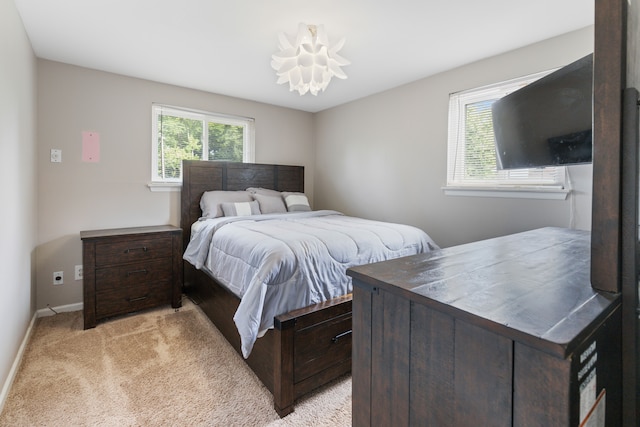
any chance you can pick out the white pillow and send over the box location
[282,192,311,212]
[221,200,261,217]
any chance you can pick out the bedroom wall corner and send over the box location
[0,0,38,412]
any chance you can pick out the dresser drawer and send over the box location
[294,312,352,383]
[96,281,172,319]
[95,236,172,267]
[95,259,172,292]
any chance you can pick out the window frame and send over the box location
[149,104,255,190]
[444,70,570,200]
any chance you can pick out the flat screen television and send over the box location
[491,53,593,170]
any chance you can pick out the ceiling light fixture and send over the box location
[271,23,350,96]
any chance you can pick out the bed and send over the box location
[180,160,438,416]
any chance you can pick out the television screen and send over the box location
[492,53,593,170]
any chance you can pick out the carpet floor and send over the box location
[0,299,352,426]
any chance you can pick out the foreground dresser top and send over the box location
[347,227,621,358]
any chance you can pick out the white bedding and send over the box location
[183,210,438,357]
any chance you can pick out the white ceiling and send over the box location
[14,0,594,113]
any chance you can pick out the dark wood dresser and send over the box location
[81,225,183,329]
[347,227,621,427]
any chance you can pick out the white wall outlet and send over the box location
[50,149,62,163]
[75,265,83,280]
[53,271,63,285]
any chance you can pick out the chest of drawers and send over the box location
[81,225,183,329]
[347,228,622,426]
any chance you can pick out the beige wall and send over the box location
[314,26,594,248]
[0,0,37,406]
[36,61,315,309]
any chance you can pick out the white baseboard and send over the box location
[36,302,83,318]
[0,311,38,415]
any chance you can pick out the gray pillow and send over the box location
[200,190,253,218]
[253,193,287,214]
[282,192,311,212]
[221,200,261,217]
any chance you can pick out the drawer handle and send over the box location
[124,246,148,254]
[127,295,149,303]
[127,269,148,276]
[331,330,352,343]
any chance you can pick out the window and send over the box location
[151,105,254,184]
[446,71,569,199]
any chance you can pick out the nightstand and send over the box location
[81,225,183,329]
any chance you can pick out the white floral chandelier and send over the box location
[271,23,350,96]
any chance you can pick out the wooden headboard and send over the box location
[180,160,305,250]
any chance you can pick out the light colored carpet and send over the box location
[0,299,352,426]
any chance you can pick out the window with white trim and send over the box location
[151,104,255,183]
[446,70,566,192]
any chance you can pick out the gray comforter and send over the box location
[184,210,438,357]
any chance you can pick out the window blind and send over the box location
[447,70,563,188]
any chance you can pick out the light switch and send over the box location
[50,149,62,163]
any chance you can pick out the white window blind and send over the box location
[446,70,565,189]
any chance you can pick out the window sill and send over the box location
[442,185,570,200]
[148,182,182,192]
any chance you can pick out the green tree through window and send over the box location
[157,114,202,180]
[209,123,243,162]
[464,100,497,180]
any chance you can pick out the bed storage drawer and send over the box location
[294,312,352,382]
[273,293,352,415]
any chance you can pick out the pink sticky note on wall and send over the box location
[82,131,100,162]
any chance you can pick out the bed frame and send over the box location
[180,160,352,417]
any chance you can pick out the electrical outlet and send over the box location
[53,271,63,285]
[75,265,83,280]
